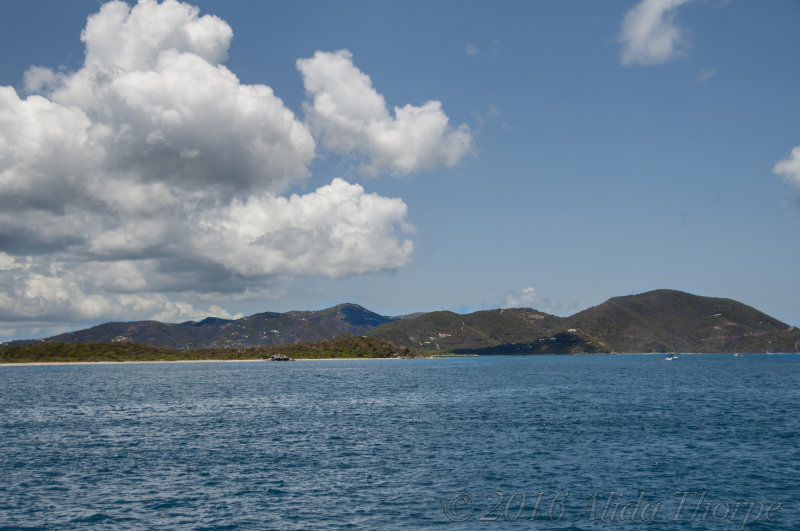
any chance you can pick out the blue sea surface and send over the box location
[1,354,798,529]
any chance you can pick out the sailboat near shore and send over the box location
[664,335,679,361]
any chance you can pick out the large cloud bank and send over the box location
[0,0,471,337]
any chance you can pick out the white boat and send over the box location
[664,335,679,361]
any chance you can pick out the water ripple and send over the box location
[0,355,797,529]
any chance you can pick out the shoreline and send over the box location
[0,357,431,367]
[2,352,790,367]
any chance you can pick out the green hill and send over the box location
[8,289,799,354]
[562,289,800,353]
[365,308,601,354]
[0,336,418,363]
[367,289,800,354]
[37,303,394,349]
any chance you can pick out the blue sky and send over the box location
[1,0,799,341]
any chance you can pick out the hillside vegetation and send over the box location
[365,308,598,354]
[7,290,799,354]
[36,303,394,349]
[0,336,418,363]
[368,290,800,354]
[562,290,800,353]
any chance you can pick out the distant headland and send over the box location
[2,289,798,363]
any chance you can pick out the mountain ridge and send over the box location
[19,303,393,350]
[6,290,800,353]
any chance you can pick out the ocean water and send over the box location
[0,354,798,529]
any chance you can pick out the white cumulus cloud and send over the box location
[619,0,693,66]
[296,50,474,175]
[192,179,413,278]
[0,0,470,340]
[773,146,800,188]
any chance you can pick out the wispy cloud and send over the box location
[696,68,716,83]
[504,287,540,308]
[502,286,581,316]
[619,0,693,66]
